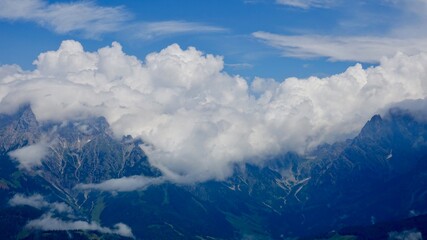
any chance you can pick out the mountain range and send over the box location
[0,105,426,239]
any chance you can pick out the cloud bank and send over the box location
[1,40,427,183]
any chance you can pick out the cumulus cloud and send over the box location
[0,65,25,83]
[26,214,134,238]
[9,193,73,214]
[1,40,427,183]
[253,32,427,62]
[388,229,423,240]
[75,176,165,192]
[276,0,336,9]
[8,140,49,170]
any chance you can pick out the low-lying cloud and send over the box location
[9,193,73,214]
[1,40,427,183]
[26,214,134,238]
[9,193,49,209]
[388,229,423,240]
[9,194,134,238]
[8,140,49,170]
[76,176,165,192]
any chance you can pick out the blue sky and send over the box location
[2,0,427,182]
[0,0,426,80]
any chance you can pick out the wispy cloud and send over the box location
[389,0,427,18]
[253,31,427,62]
[75,176,165,192]
[224,63,254,69]
[0,0,224,39]
[254,0,427,62]
[0,0,129,38]
[276,0,336,9]
[387,0,427,38]
[134,21,226,39]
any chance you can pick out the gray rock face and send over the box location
[0,105,41,152]
[0,106,160,194]
[41,117,161,191]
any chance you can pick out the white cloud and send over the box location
[0,0,225,39]
[9,194,49,209]
[225,63,254,70]
[388,99,427,122]
[1,40,427,184]
[253,31,427,62]
[0,65,25,84]
[8,140,49,170]
[276,0,336,9]
[251,77,279,95]
[75,176,165,192]
[49,202,74,214]
[134,21,226,39]
[256,1,427,63]
[10,194,132,237]
[9,193,73,214]
[388,229,423,240]
[26,214,134,238]
[387,0,427,20]
[0,0,129,38]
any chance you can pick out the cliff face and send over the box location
[0,105,41,152]
[0,105,160,192]
[41,117,160,191]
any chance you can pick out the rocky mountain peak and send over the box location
[0,105,41,152]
